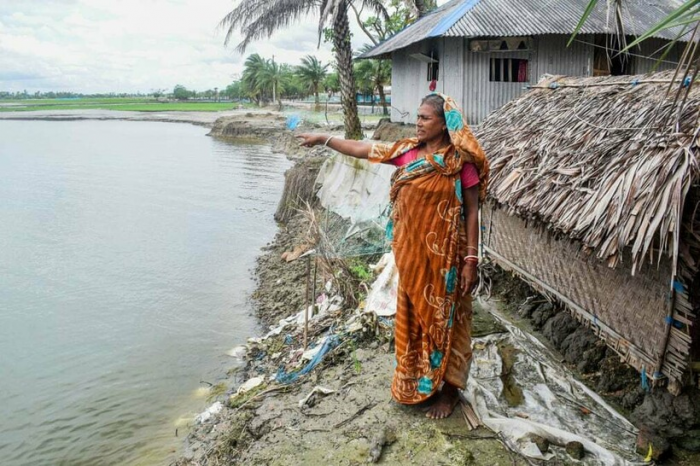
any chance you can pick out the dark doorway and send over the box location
[593,34,633,76]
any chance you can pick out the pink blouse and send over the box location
[388,148,480,189]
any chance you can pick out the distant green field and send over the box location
[1,97,153,106]
[0,98,240,113]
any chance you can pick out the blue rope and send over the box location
[641,366,651,392]
[665,316,684,329]
[673,280,686,293]
[378,317,394,327]
[275,335,340,384]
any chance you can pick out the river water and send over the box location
[0,120,290,465]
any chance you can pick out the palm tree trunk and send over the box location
[414,0,435,17]
[332,3,363,140]
[314,86,321,112]
[378,84,388,116]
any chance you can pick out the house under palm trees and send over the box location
[360,0,687,124]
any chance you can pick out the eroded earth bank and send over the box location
[173,114,700,466]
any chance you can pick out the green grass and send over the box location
[348,258,373,281]
[0,97,388,123]
[0,98,242,113]
[1,97,153,106]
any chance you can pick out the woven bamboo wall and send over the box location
[483,204,675,378]
[667,186,700,384]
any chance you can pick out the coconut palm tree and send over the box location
[355,45,391,115]
[220,0,388,140]
[257,59,288,111]
[297,55,330,112]
[241,53,267,105]
[402,0,436,19]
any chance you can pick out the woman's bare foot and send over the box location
[426,383,460,419]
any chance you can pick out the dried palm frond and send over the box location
[477,71,700,275]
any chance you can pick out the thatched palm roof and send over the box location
[476,70,699,274]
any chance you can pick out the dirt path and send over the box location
[175,304,521,466]
[229,320,520,466]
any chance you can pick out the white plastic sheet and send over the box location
[236,377,265,395]
[315,154,394,226]
[365,252,399,317]
[314,154,395,256]
[195,401,223,424]
[249,295,344,343]
[298,386,336,409]
[465,302,644,465]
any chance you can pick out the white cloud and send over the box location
[0,0,344,93]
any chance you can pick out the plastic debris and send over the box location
[276,335,340,384]
[237,377,264,395]
[195,401,223,424]
[365,252,398,317]
[464,303,640,465]
[226,345,248,360]
[302,337,329,361]
[260,295,344,341]
[298,386,336,409]
[314,155,395,257]
[286,114,302,130]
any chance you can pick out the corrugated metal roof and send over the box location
[360,0,686,59]
[359,0,464,58]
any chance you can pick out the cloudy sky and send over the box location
[1,0,408,94]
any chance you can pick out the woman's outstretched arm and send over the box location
[296,133,373,159]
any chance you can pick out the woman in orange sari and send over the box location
[297,94,488,418]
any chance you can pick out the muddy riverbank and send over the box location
[170,119,700,465]
[172,128,524,465]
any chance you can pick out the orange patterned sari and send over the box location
[368,94,488,404]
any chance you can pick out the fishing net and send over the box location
[314,154,395,258]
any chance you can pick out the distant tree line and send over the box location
[0,88,228,101]
[0,90,152,100]
[220,0,434,139]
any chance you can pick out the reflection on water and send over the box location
[0,121,291,465]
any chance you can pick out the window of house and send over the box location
[427,60,440,82]
[490,58,529,83]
